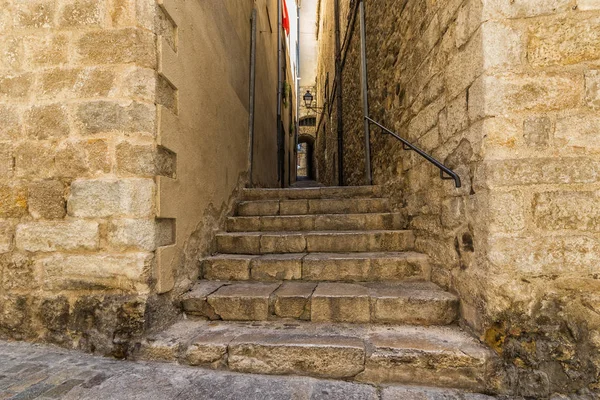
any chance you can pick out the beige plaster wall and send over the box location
[154,0,281,295]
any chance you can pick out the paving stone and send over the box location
[311,283,371,323]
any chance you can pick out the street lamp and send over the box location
[303,90,324,110]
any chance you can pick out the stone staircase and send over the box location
[137,186,500,393]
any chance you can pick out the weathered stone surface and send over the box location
[0,184,28,218]
[250,253,303,281]
[59,0,105,28]
[77,28,156,68]
[311,283,370,323]
[357,328,491,390]
[381,386,495,399]
[28,180,65,219]
[23,33,68,67]
[14,142,55,178]
[585,70,600,110]
[68,178,155,218]
[273,282,316,319]
[39,253,152,293]
[181,281,228,318]
[533,191,600,231]
[216,232,261,254]
[184,333,231,366]
[0,221,13,254]
[369,283,459,325]
[237,200,280,216]
[260,233,306,253]
[483,0,572,18]
[302,252,430,282]
[555,114,600,151]
[16,221,98,252]
[207,283,281,321]
[489,235,600,275]
[0,105,21,140]
[75,101,155,136]
[228,334,365,379]
[469,73,582,118]
[523,116,552,148]
[108,219,170,251]
[305,231,415,253]
[485,158,600,187]
[528,16,600,67]
[279,199,309,215]
[203,255,254,281]
[23,104,69,139]
[55,140,110,178]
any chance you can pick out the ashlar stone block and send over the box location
[77,28,156,68]
[39,253,153,293]
[24,104,69,140]
[16,220,98,252]
[585,70,600,110]
[533,191,600,232]
[28,180,66,219]
[0,221,14,254]
[68,178,155,218]
[0,183,28,218]
[528,16,600,67]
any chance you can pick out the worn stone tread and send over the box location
[215,230,415,254]
[242,185,383,200]
[236,197,391,216]
[182,280,458,324]
[227,212,406,232]
[202,252,431,282]
[136,319,496,391]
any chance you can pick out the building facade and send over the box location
[315,0,600,395]
[0,0,297,356]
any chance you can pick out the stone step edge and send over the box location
[241,186,384,200]
[134,320,498,392]
[181,280,458,325]
[215,230,416,255]
[201,252,431,282]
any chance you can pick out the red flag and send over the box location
[282,0,290,35]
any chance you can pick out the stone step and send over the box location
[236,198,390,216]
[227,212,406,232]
[136,320,497,392]
[181,281,458,325]
[242,185,383,200]
[201,252,431,282]
[215,230,415,254]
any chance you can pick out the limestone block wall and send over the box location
[0,0,165,356]
[316,0,600,395]
[0,0,282,356]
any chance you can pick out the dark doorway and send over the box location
[297,134,316,180]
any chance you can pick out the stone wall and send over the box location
[0,0,282,357]
[316,0,600,396]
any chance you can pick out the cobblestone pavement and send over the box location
[0,340,510,400]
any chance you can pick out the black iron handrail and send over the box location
[365,116,461,188]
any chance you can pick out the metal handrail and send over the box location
[365,116,462,188]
